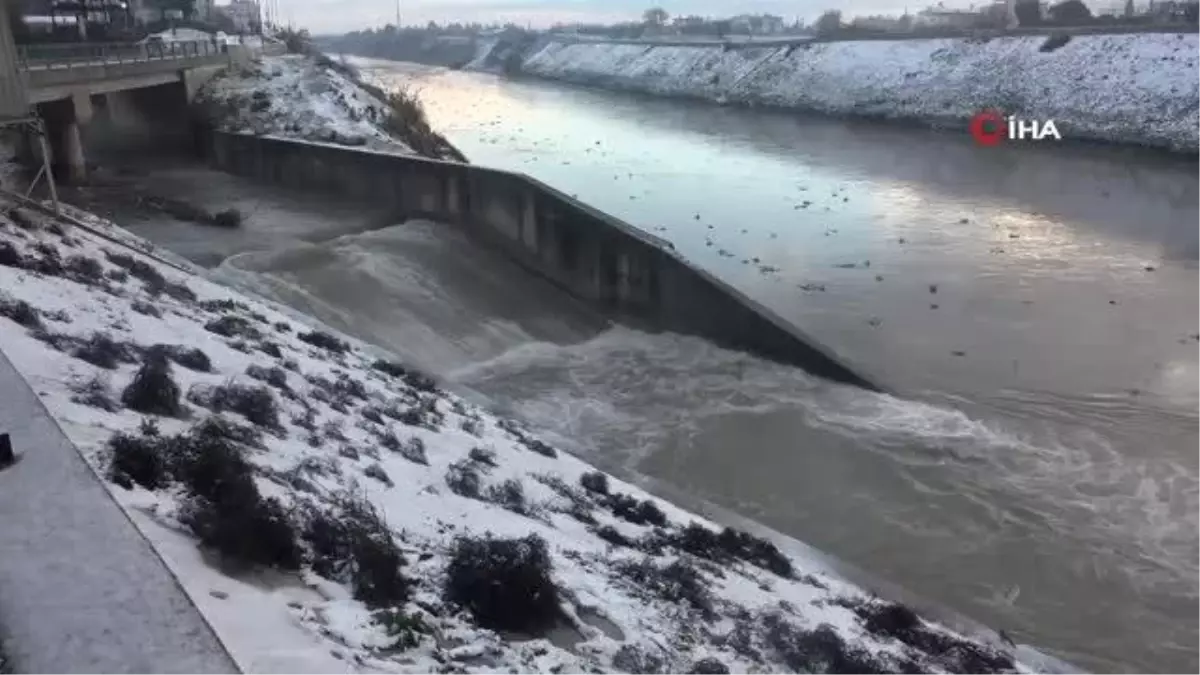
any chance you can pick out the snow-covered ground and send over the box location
[508,33,1199,152]
[0,198,1051,673]
[196,55,461,160]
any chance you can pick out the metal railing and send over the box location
[16,40,229,70]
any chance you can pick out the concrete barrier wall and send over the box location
[207,132,880,391]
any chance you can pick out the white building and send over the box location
[127,0,215,24]
[912,9,981,28]
[223,0,260,34]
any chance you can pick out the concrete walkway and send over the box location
[0,347,237,673]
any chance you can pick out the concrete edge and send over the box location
[218,132,886,394]
[0,339,239,672]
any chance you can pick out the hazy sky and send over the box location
[273,0,982,34]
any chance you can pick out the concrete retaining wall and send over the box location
[207,132,880,391]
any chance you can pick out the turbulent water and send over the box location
[93,57,1199,673]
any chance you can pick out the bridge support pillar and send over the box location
[58,120,86,184]
[37,96,90,184]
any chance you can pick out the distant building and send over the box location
[127,0,162,24]
[223,0,261,33]
[850,14,910,31]
[912,3,984,28]
[195,0,214,23]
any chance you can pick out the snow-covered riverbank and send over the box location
[0,197,1054,672]
[485,33,1199,152]
[196,54,464,161]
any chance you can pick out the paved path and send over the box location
[0,346,237,673]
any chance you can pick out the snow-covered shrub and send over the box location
[592,524,635,548]
[533,473,595,523]
[297,329,349,354]
[156,344,212,372]
[363,462,393,486]
[397,436,428,466]
[121,351,183,417]
[204,315,263,340]
[372,608,428,651]
[618,557,713,619]
[200,298,250,314]
[107,429,171,490]
[499,418,557,458]
[579,470,609,495]
[487,478,527,515]
[373,358,439,394]
[688,657,731,674]
[361,405,384,425]
[460,417,481,436]
[850,600,1014,672]
[73,331,135,369]
[71,374,120,412]
[174,421,301,569]
[30,241,61,276]
[304,498,410,608]
[376,427,402,452]
[64,253,104,284]
[306,372,366,410]
[130,299,161,317]
[445,534,562,633]
[246,364,290,392]
[612,644,665,674]
[188,382,282,431]
[445,460,483,499]
[104,250,165,287]
[607,492,668,527]
[0,241,24,268]
[467,446,497,467]
[257,341,283,358]
[0,296,40,328]
[672,523,793,578]
[763,616,889,674]
[321,419,348,442]
[371,359,409,379]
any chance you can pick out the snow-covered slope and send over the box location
[197,54,414,154]
[196,55,462,161]
[512,34,1199,152]
[0,200,1044,673]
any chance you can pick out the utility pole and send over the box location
[395,0,401,27]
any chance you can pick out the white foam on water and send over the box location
[448,325,1199,603]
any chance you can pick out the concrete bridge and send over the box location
[3,31,275,183]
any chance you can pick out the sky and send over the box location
[269,0,985,34]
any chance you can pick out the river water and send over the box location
[85,57,1197,673]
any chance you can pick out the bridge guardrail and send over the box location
[17,40,229,70]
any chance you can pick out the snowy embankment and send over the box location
[196,54,463,161]
[508,33,1199,152]
[0,199,1039,674]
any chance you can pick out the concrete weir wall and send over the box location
[207,132,880,391]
